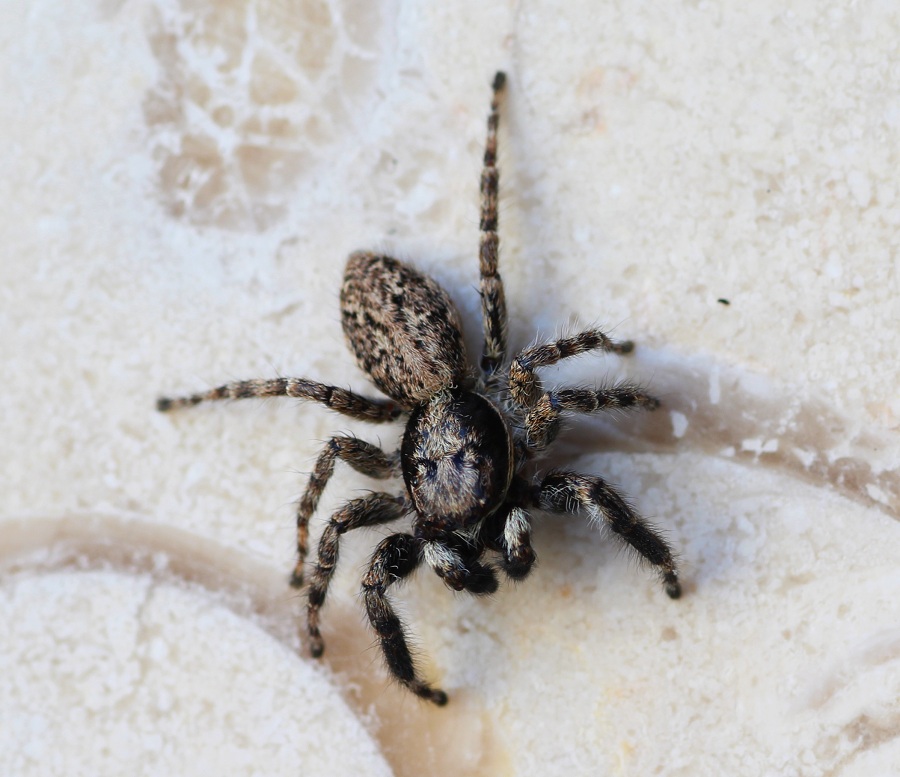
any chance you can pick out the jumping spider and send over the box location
[157,72,681,706]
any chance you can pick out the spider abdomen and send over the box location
[401,389,513,530]
[341,252,470,407]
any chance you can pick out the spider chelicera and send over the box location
[158,72,681,705]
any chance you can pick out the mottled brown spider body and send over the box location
[343,252,514,536]
[158,72,681,706]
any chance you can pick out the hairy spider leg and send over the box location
[363,533,449,706]
[534,471,681,599]
[479,71,508,380]
[508,328,636,409]
[307,493,408,657]
[522,382,660,452]
[291,436,400,587]
[157,377,402,423]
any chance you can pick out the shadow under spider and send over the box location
[561,348,899,521]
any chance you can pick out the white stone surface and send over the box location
[2,2,898,775]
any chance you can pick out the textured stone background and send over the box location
[2,2,899,775]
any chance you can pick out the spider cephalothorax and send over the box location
[158,72,681,706]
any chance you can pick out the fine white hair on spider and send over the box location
[157,71,681,707]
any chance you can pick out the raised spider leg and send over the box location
[522,382,660,453]
[508,328,636,409]
[306,493,408,657]
[157,377,402,423]
[363,533,448,706]
[291,436,400,587]
[480,71,508,379]
[534,471,681,598]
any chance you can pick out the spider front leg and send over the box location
[363,533,448,705]
[479,71,508,379]
[523,382,660,452]
[508,329,636,409]
[291,436,400,587]
[534,471,681,598]
[306,493,408,657]
[157,377,402,423]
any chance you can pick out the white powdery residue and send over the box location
[737,370,771,399]
[886,103,900,127]
[741,438,779,455]
[21,715,49,761]
[709,365,721,405]
[792,447,817,468]
[573,225,592,246]
[866,483,890,506]
[823,252,843,280]
[244,538,272,556]
[890,396,900,424]
[155,688,174,713]
[670,411,689,438]
[847,170,872,208]
[182,460,206,490]
[397,178,439,218]
[147,637,169,662]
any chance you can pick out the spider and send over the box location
[157,72,681,706]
